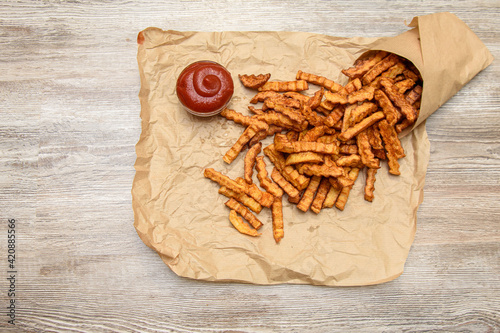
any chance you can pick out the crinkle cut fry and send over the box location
[255,156,283,197]
[225,198,263,230]
[274,133,339,155]
[297,175,322,212]
[218,186,262,214]
[244,141,262,184]
[238,73,271,89]
[264,144,310,191]
[357,130,380,169]
[250,90,282,104]
[264,99,306,124]
[341,50,389,79]
[338,111,385,142]
[296,70,343,92]
[378,119,404,175]
[271,196,284,243]
[204,168,247,194]
[323,178,342,208]
[374,89,400,126]
[229,210,261,237]
[223,120,268,164]
[285,151,324,166]
[258,80,308,92]
[379,77,417,123]
[220,108,254,127]
[362,53,401,85]
[335,167,360,211]
[271,167,301,199]
[364,168,377,202]
[310,177,331,214]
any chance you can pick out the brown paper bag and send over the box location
[132,12,492,286]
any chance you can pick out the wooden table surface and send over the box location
[1,1,499,332]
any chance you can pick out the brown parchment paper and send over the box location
[132,12,493,286]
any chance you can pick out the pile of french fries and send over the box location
[204,51,423,243]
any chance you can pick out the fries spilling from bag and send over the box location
[204,51,423,243]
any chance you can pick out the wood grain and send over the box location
[1,1,499,332]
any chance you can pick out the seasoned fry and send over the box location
[362,53,400,85]
[378,119,404,175]
[274,133,339,155]
[271,167,301,199]
[297,156,344,178]
[229,210,261,237]
[357,130,380,169]
[335,154,362,167]
[405,85,422,105]
[255,156,284,197]
[244,142,262,184]
[394,78,416,94]
[323,90,348,105]
[347,86,375,104]
[248,125,283,147]
[218,186,262,214]
[306,87,325,110]
[250,90,282,104]
[364,168,377,202]
[220,108,254,127]
[341,50,389,79]
[379,77,417,123]
[335,168,360,211]
[258,80,308,92]
[264,144,310,191]
[341,78,362,95]
[310,177,331,214]
[297,175,322,212]
[324,105,344,127]
[223,122,267,164]
[225,198,263,230]
[374,89,400,126]
[238,73,271,89]
[323,178,342,208]
[264,99,306,124]
[296,70,343,92]
[338,111,385,141]
[271,196,284,243]
[204,168,247,194]
[285,151,324,166]
[350,102,378,126]
[255,111,307,132]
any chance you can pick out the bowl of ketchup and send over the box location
[176,60,234,117]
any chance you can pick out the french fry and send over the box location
[255,156,284,197]
[264,99,306,124]
[378,119,404,175]
[323,178,342,208]
[228,210,261,237]
[306,87,325,110]
[248,125,283,147]
[335,168,360,211]
[347,86,375,104]
[225,198,263,230]
[296,70,343,92]
[341,78,362,95]
[350,102,378,126]
[204,168,247,194]
[271,196,284,243]
[264,144,310,190]
[364,168,377,202]
[379,77,417,123]
[255,111,307,132]
[258,80,308,92]
[285,151,324,166]
[250,90,282,104]
[338,111,385,141]
[335,154,362,167]
[341,50,389,79]
[339,144,358,155]
[223,125,259,164]
[238,73,271,89]
[310,177,331,214]
[297,175,322,212]
[274,133,339,155]
[394,78,416,94]
[271,167,301,199]
[324,105,344,127]
[356,130,380,169]
[374,89,400,126]
[220,108,254,127]
[218,186,262,214]
[284,91,310,103]
[362,53,400,85]
[300,103,324,127]
[405,85,422,105]
[244,142,262,184]
[323,90,348,105]
[297,156,344,178]
[381,62,406,79]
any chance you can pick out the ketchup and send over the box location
[176,61,234,116]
